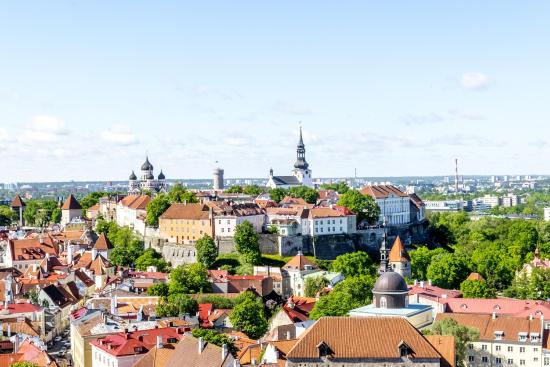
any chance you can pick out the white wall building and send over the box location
[115,195,150,236]
[301,207,356,236]
[360,185,411,225]
[544,207,550,222]
[213,203,265,237]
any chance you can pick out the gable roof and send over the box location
[160,203,211,220]
[91,328,183,357]
[443,298,550,318]
[12,340,58,367]
[133,344,177,367]
[425,335,455,367]
[119,195,151,210]
[466,272,485,281]
[282,296,317,322]
[41,284,77,308]
[165,336,233,367]
[388,236,410,263]
[286,317,441,360]
[283,253,317,271]
[360,185,409,199]
[11,194,25,207]
[94,234,114,250]
[271,176,301,186]
[61,194,82,210]
[9,237,59,262]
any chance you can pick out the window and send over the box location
[468,356,475,362]
[468,344,474,350]
[520,347,525,353]
[482,344,487,350]
[535,358,539,363]
[496,358,502,364]
[482,357,488,363]
[508,346,513,352]
[496,345,501,351]
[534,348,539,352]
[380,296,387,308]
[545,357,550,366]
[520,360,525,366]
[507,359,513,365]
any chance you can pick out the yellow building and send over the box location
[159,203,214,244]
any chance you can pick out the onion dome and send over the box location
[372,271,409,309]
[146,172,154,180]
[158,170,165,180]
[141,156,153,171]
[129,171,137,180]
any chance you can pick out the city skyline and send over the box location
[1,1,549,182]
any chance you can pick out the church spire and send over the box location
[379,217,390,274]
[294,125,309,170]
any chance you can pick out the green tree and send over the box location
[156,293,198,317]
[242,185,264,196]
[145,194,170,226]
[80,192,108,209]
[108,226,145,267]
[331,251,375,277]
[167,184,198,204]
[11,362,40,367]
[269,188,288,203]
[234,221,261,265]
[229,291,268,339]
[135,248,169,272]
[226,185,244,194]
[304,276,329,297]
[147,282,169,297]
[506,268,550,300]
[424,318,479,367]
[22,200,39,226]
[191,329,238,356]
[288,186,319,204]
[195,295,236,309]
[320,181,349,194]
[426,252,471,289]
[337,189,380,225]
[0,206,15,226]
[459,280,496,298]
[51,207,62,224]
[196,235,218,268]
[410,247,447,280]
[309,275,375,319]
[169,263,211,295]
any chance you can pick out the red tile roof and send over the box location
[283,254,317,271]
[159,203,211,220]
[360,185,409,199]
[408,284,462,301]
[10,194,25,207]
[119,195,151,210]
[388,236,410,263]
[283,296,317,322]
[61,194,82,210]
[0,302,42,314]
[94,234,114,250]
[443,298,550,318]
[90,328,184,357]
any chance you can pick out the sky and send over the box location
[1,1,549,182]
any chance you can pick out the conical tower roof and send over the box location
[61,194,82,210]
[388,236,410,263]
[11,194,25,207]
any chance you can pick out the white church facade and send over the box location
[128,156,167,194]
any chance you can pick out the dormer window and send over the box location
[134,347,143,353]
[530,333,540,342]
[398,341,411,358]
[518,332,528,342]
[494,331,504,340]
[316,341,332,358]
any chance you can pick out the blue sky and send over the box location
[1,1,549,182]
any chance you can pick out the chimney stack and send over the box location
[492,312,497,320]
[198,337,205,354]
[156,335,163,349]
[222,344,228,360]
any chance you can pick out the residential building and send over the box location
[116,195,150,236]
[521,247,550,276]
[90,327,184,367]
[158,203,214,244]
[409,193,426,222]
[267,127,313,189]
[440,298,550,318]
[302,206,356,236]
[38,282,82,332]
[10,194,25,226]
[286,317,446,367]
[238,339,299,367]
[282,252,318,297]
[437,313,543,367]
[164,336,235,367]
[1,339,58,367]
[5,236,59,271]
[211,202,265,237]
[388,236,411,278]
[545,208,550,222]
[61,194,83,227]
[424,200,469,212]
[253,266,284,295]
[408,281,463,317]
[360,185,411,225]
[266,296,316,341]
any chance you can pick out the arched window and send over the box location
[380,296,387,308]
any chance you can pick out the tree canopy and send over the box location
[337,189,380,225]
[234,221,261,265]
[424,318,479,367]
[426,252,471,289]
[320,181,349,194]
[191,329,238,356]
[196,235,218,268]
[304,276,329,298]
[156,293,198,317]
[168,263,211,295]
[330,251,375,277]
[0,206,16,226]
[135,248,169,272]
[229,291,268,339]
[460,279,496,298]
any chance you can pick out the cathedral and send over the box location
[128,156,167,194]
[267,127,313,189]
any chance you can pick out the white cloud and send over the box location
[0,128,8,141]
[101,125,138,145]
[460,72,490,90]
[19,115,69,143]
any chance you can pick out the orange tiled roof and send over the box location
[61,194,82,210]
[466,272,485,281]
[360,185,409,199]
[388,236,410,262]
[283,254,317,271]
[93,234,114,250]
[425,335,455,367]
[160,203,211,220]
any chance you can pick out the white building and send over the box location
[128,156,166,194]
[115,195,150,236]
[212,203,265,237]
[61,194,83,227]
[544,207,550,222]
[301,206,356,236]
[425,200,467,212]
[360,185,411,226]
[267,127,313,189]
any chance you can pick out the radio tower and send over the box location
[455,158,459,194]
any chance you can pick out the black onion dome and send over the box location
[158,170,165,180]
[129,171,137,180]
[294,159,309,170]
[373,271,408,293]
[146,172,154,180]
[141,156,153,171]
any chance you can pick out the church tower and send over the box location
[292,127,313,187]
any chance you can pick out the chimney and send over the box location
[222,343,229,360]
[7,324,11,337]
[492,312,497,320]
[156,335,163,349]
[428,279,432,286]
[198,337,205,354]
[442,294,447,299]
[529,314,533,320]
[419,281,424,288]
[286,331,291,340]
[413,279,418,286]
